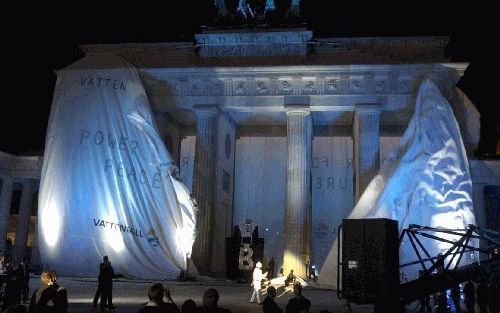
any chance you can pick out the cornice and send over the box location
[140,63,468,78]
[139,64,466,100]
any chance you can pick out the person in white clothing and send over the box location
[250,261,268,304]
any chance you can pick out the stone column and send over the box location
[353,105,380,202]
[12,180,34,264]
[191,105,218,275]
[211,113,237,277]
[30,218,41,268]
[283,107,312,278]
[0,176,14,256]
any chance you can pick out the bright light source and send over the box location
[103,227,125,253]
[103,212,125,253]
[170,174,196,265]
[40,202,61,248]
[176,227,195,257]
[431,212,466,251]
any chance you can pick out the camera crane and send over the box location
[398,224,500,304]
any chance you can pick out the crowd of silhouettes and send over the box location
[0,257,31,312]
[32,254,500,312]
[136,281,315,313]
[136,286,234,313]
[420,275,499,313]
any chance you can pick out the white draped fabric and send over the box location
[39,54,197,279]
[318,80,476,287]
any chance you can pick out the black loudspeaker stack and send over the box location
[226,236,265,282]
[341,218,400,307]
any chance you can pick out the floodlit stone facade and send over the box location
[2,29,497,278]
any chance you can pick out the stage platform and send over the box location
[18,275,375,313]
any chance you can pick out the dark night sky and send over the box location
[2,2,497,156]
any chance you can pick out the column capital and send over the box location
[285,105,311,116]
[355,104,381,114]
[193,105,219,117]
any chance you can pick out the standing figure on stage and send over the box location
[93,255,116,310]
[268,257,275,279]
[284,270,295,287]
[249,261,267,304]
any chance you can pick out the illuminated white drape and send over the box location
[318,79,476,287]
[39,54,196,279]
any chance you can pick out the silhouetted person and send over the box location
[285,283,310,313]
[138,283,163,313]
[488,279,499,313]
[199,288,232,313]
[2,264,20,311]
[138,283,179,313]
[22,259,30,304]
[451,284,461,312]
[464,279,475,313]
[263,286,283,313]
[418,270,431,313]
[29,269,68,313]
[15,260,29,304]
[268,258,275,279]
[93,255,115,310]
[435,293,450,313]
[181,299,197,313]
[435,254,449,313]
[278,268,284,277]
[284,270,295,287]
[476,281,488,313]
[160,285,179,313]
[252,226,259,244]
